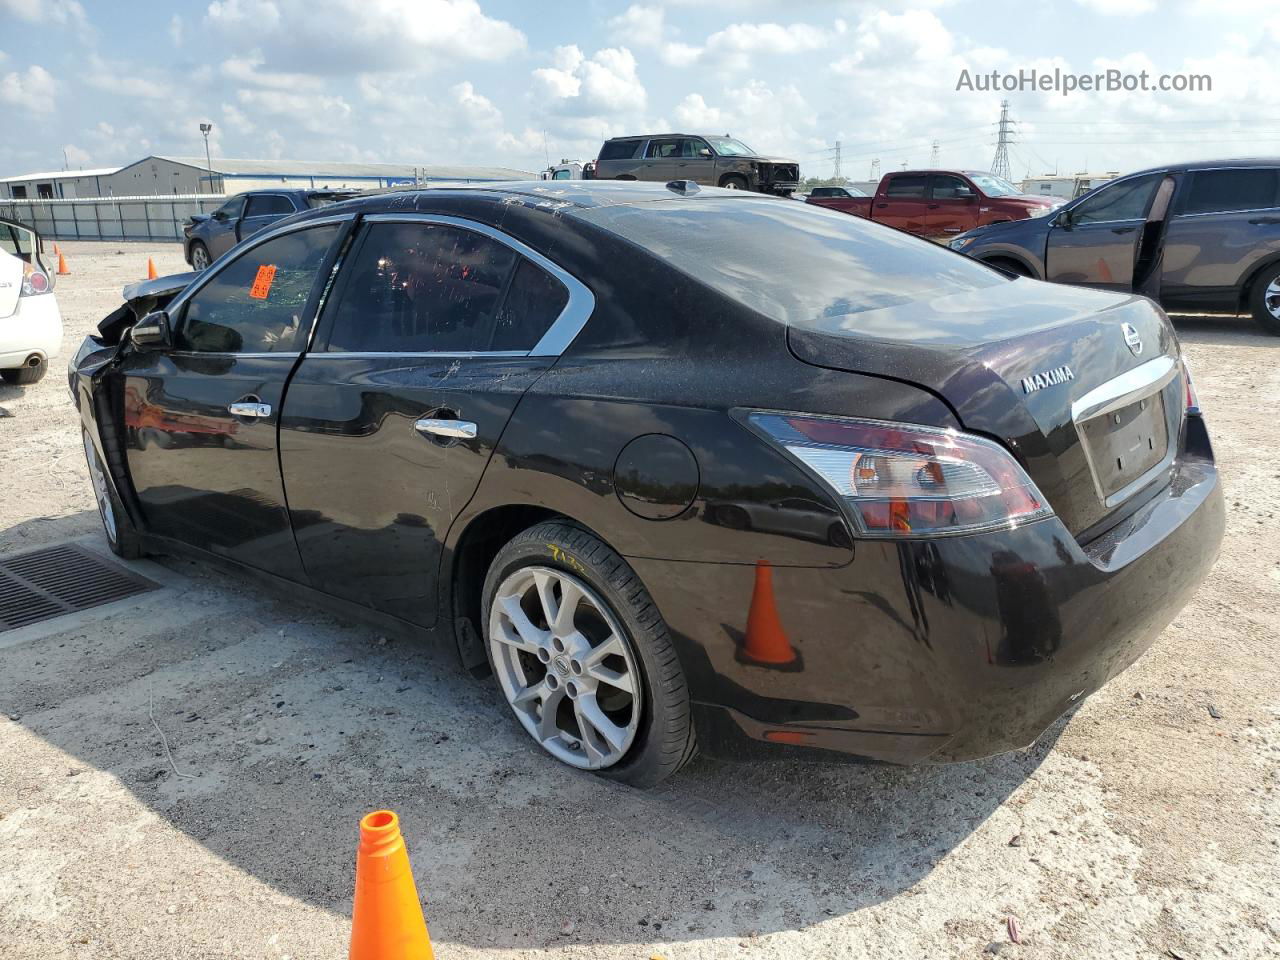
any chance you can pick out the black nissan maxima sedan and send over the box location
[70,180,1224,786]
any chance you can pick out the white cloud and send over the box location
[607,4,666,48]
[0,64,55,107]
[673,93,727,130]
[62,144,93,167]
[205,0,525,72]
[222,53,324,91]
[1074,0,1156,14]
[0,0,87,28]
[169,14,184,46]
[533,46,646,115]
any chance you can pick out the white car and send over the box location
[0,218,62,384]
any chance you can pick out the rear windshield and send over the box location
[599,140,642,161]
[573,197,1003,326]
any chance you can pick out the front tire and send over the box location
[189,241,211,271]
[1248,263,1280,335]
[1,357,47,385]
[719,175,748,191]
[82,431,144,559]
[482,521,696,787]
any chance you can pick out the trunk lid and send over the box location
[787,278,1184,537]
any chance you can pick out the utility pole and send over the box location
[930,139,940,167]
[991,99,1014,180]
[870,158,880,181]
[199,123,214,194]
[832,140,842,179]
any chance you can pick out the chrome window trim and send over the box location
[302,350,531,360]
[166,351,302,360]
[353,212,595,358]
[1174,204,1280,219]
[1071,354,1182,509]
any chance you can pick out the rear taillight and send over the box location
[1182,358,1200,415]
[21,265,51,297]
[745,412,1053,539]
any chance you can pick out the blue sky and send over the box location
[2,0,1277,181]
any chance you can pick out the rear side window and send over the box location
[245,195,296,217]
[177,224,339,353]
[646,139,682,159]
[599,140,642,161]
[884,175,928,198]
[1181,168,1280,215]
[324,222,532,353]
[491,260,568,351]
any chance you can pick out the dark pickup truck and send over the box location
[950,159,1280,335]
[808,170,1058,240]
[593,134,800,195]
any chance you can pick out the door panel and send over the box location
[643,138,683,181]
[121,222,344,580]
[279,355,552,625]
[1046,173,1162,290]
[121,352,304,577]
[672,138,716,184]
[926,175,978,237]
[876,174,931,235]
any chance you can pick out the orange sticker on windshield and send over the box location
[249,264,277,300]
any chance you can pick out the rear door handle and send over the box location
[228,400,271,418]
[415,417,477,440]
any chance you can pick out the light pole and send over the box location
[199,123,214,194]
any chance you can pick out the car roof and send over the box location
[1110,157,1280,178]
[604,133,736,141]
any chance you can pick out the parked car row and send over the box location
[183,187,359,271]
[72,177,1223,786]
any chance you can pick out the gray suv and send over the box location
[593,134,800,195]
[949,159,1280,334]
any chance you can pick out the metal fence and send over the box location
[0,194,224,243]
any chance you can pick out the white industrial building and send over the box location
[1020,172,1119,200]
[0,155,534,200]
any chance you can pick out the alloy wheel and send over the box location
[488,565,642,770]
[1266,278,1280,320]
[192,246,210,270]
[82,433,118,544]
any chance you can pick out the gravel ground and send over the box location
[0,241,1277,960]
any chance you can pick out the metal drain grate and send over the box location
[0,544,158,632]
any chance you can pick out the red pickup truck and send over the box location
[806,170,1059,240]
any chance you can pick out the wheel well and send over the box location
[448,504,565,673]
[1238,254,1280,310]
[981,255,1033,278]
[718,173,747,186]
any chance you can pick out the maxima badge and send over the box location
[1020,365,1076,394]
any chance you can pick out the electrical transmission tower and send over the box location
[991,99,1015,180]
[930,139,940,166]
[833,140,842,179]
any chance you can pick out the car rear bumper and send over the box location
[0,293,63,366]
[628,419,1223,764]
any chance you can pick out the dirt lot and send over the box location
[1,241,1277,960]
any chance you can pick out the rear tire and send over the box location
[82,431,144,560]
[1247,263,1280,335]
[720,175,748,191]
[482,520,696,787]
[1,358,47,385]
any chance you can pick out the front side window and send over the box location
[324,222,530,353]
[931,175,972,200]
[679,138,710,158]
[216,196,246,220]
[245,194,296,217]
[969,174,1020,197]
[1181,168,1280,215]
[175,224,339,353]
[1070,174,1162,224]
[551,169,572,180]
[885,175,929,198]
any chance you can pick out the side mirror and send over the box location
[211,210,228,221]
[698,148,713,158]
[955,187,976,200]
[130,311,172,349]
[1054,209,1074,228]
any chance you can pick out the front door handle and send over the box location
[415,417,477,440]
[228,400,272,418]
[927,203,940,209]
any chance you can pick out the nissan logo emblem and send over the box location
[1121,322,1143,356]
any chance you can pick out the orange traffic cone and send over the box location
[146,258,158,280]
[735,561,802,671]
[349,810,434,960]
[52,242,62,256]
[57,251,70,275]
